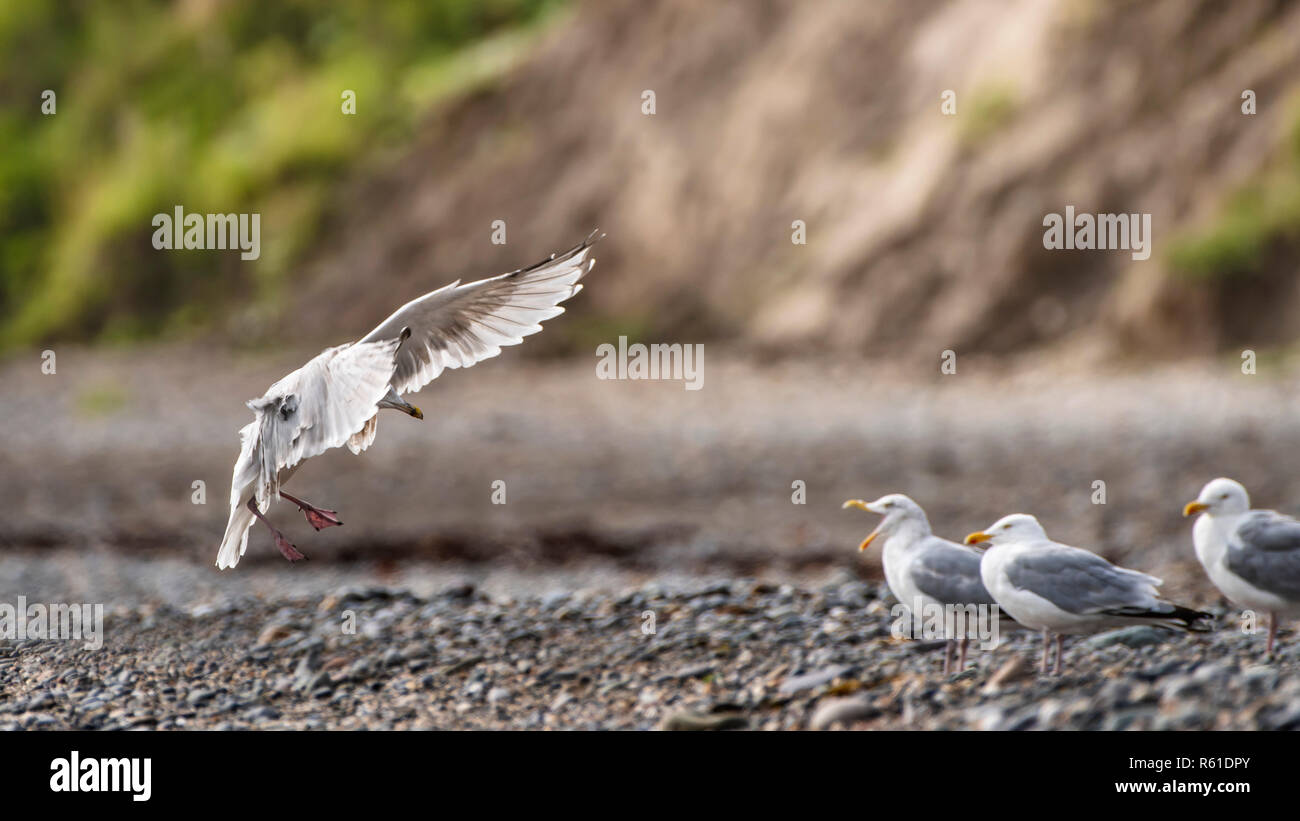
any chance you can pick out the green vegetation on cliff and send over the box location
[0,0,562,349]
[1169,96,1300,281]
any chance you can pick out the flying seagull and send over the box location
[843,494,1004,674]
[965,514,1211,674]
[1184,477,1300,655]
[216,232,601,569]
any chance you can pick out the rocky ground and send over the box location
[1,571,1296,731]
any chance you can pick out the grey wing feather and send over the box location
[358,232,599,396]
[246,339,401,505]
[1227,511,1300,600]
[910,539,997,606]
[1004,544,1160,614]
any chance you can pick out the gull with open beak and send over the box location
[1184,477,1300,656]
[966,514,1211,674]
[216,232,601,569]
[843,494,1000,674]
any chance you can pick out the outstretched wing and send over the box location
[358,231,599,395]
[247,339,401,505]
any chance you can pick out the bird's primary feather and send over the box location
[359,231,599,396]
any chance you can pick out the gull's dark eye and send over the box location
[1220,494,1228,499]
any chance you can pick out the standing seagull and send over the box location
[966,514,1210,674]
[216,232,601,570]
[843,494,1002,673]
[1183,477,1300,655]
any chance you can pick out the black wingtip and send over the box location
[505,231,605,280]
[1183,608,1217,632]
[1102,604,1216,632]
[1162,604,1216,632]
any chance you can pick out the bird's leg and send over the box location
[1041,628,1050,674]
[958,637,969,671]
[278,491,344,531]
[1054,634,1064,676]
[942,640,955,675]
[247,498,306,562]
[1267,611,1277,656]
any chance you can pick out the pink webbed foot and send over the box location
[275,532,307,563]
[279,492,343,531]
[246,497,308,563]
[302,507,343,531]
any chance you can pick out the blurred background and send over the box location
[4,0,1300,607]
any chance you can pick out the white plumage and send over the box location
[216,232,600,569]
[843,494,1000,673]
[1184,477,1300,655]
[967,514,1209,673]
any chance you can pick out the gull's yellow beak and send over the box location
[842,500,878,551]
[964,531,991,545]
[1183,501,1208,517]
[411,406,424,420]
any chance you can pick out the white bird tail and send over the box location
[218,421,262,570]
[216,498,257,570]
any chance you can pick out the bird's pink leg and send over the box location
[1054,634,1064,676]
[279,491,344,531]
[958,637,969,671]
[1267,612,1277,656]
[246,498,306,562]
[1041,628,1050,674]
[943,640,953,675]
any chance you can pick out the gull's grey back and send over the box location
[1004,543,1157,615]
[910,536,997,606]
[1227,511,1300,600]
